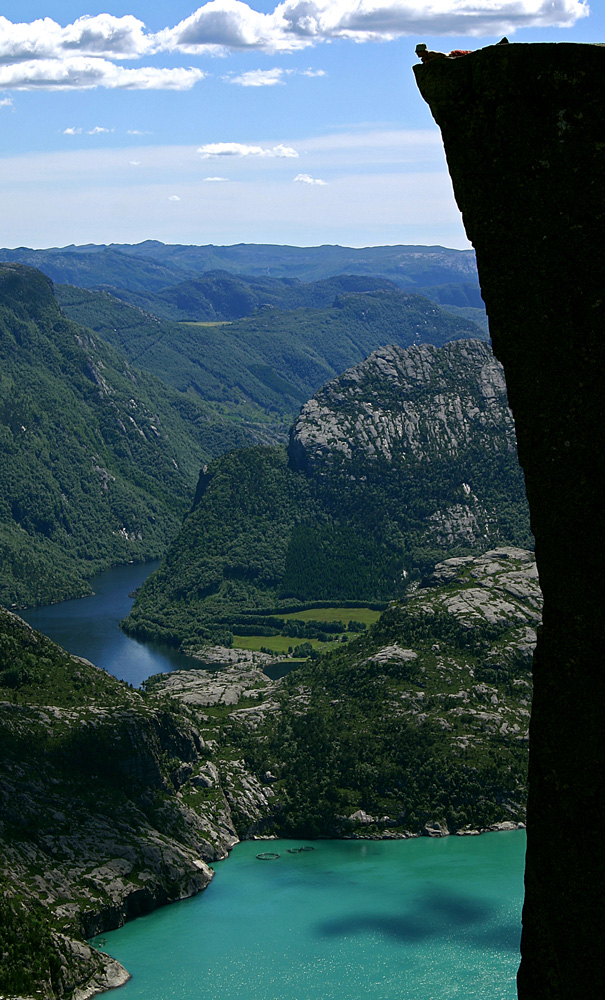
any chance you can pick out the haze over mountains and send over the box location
[2,240,486,326]
[1,240,480,293]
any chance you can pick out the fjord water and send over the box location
[23,563,525,996]
[21,561,196,687]
[100,833,524,1000]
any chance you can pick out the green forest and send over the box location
[0,264,269,607]
[57,282,485,419]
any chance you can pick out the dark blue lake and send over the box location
[21,561,197,687]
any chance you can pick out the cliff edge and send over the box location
[415,42,604,998]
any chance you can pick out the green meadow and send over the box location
[231,634,330,654]
[230,607,381,656]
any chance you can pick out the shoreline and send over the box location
[85,822,526,999]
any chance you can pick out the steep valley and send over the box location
[0,264,264,609]
[1,242,536,1000]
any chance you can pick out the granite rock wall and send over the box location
[414,42,604,998]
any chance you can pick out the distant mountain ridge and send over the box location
[1,240,479,293]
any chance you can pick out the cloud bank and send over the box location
[0,56,204,91]
[0,3,589,88]
[158,1,588,53]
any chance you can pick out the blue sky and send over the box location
[0,2,601,249]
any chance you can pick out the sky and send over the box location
[0,2,601,250]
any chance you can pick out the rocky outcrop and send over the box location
[126,338,532,648]
[415,41,604,999]
[289,340,514,470]
[0,608,234,999]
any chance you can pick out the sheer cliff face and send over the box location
[415,43,605,999]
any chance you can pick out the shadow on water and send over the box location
[470,921,522,953]
[263,659,305,680]
[314,888,494,944]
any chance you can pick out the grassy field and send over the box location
[276,607,382,626]
[178,321,232,327]
[230,608,382,657]
[231,607,382,656]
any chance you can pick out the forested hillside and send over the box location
[0,255,489,612]
[56,282,485,420]
[86,271,401,322]
[0,264,262,608]
[125,341,532,651]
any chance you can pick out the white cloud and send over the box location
[294,172,327,185]
[129,160,141,165]
[62,126,81,134]
[0,94,14,108]
[198,141,298,157]
[0,14,151,63]
[0,4,589,91]
[0,58,205,91]
[127,129,152,135]
[168,194,181,201]
[204,175,229,181]
[229,67,285,86]
[88,125,112,134]
[301,67,326,77]
[274,1,588,42]
[156,1,294,55]
[157,1,588,54]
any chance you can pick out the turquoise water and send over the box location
[99,832,525,1000]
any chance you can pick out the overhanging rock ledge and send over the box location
[414,42,604,999]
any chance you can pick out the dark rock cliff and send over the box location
[414,42,604,998]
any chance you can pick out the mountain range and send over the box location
[0,242,537,1000]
